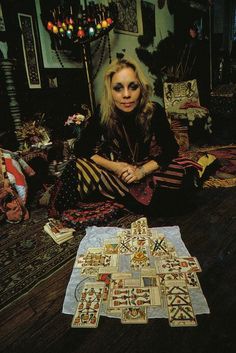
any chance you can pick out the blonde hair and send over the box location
[100,57,154,138]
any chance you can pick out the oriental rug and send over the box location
[200,145,236,188]
[182,144,236,188]
[0,206,142,312]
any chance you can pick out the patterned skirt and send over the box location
[48,157,202,215]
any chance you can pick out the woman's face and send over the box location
[111,67,141,113]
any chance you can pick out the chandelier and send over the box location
[44,1,117,44]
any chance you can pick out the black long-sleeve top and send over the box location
[74,102,179,170]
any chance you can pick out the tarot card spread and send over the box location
[69,217,208,328]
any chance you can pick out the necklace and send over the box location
[121,124,138,164]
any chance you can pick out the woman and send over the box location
[49,57,201,216]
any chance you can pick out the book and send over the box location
[44,218,75,244]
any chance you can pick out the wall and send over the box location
[0,0,173,132]
[92,0,174,105]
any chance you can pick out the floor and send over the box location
[0,185,236,353]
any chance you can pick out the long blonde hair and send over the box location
[100,57,154,140]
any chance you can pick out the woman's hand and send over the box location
[113,162,130,177]
[120,165,145,184]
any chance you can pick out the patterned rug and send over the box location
[182,144,236,188]
[0,206,142,312]
[200,145,236,188]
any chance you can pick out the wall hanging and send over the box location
[114,0,143,36]
[18,13,41,89]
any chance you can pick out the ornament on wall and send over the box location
[114,0,143,36]
[18,13,41,89]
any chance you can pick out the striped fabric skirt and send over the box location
[49,157,202,213]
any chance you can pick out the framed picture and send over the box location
[114,0,143,36]
[18,13,41,89]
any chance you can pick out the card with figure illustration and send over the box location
[71,282,105,328]
[121,307,148,324]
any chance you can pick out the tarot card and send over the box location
[111,272,132,279]
[71,282,105,328]
[118,236,133,255]
[85,247,103,255]
[165,279,197,327]
[80,267,100,277]
[82,248,104,267]
[83,250,118,269]
[98,265,119,274]
[121,307,148,324]
[131,217,149,237]
[117,230,131,238]
[97,273,112,301]
[109,286,161,308]
[150,235,176,258]
[158,273,185,306]
[131,236,150,252]
[97,273,112,284]
[74,254,85,268]
[185,272,200,289]
[140,268,157,277]
[103,238,119,254]
[159,272,200,289]
[158,273,185,286]
[131,217,148,229]
[155,257,201,274]
[110,278,126,290]
[124,278,141,287]
[130,248,150,270]
[110,273,132,289]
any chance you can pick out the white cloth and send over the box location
[62,225,210,318]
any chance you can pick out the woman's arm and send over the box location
[91,154,158,184]
[120,159,159,184]
[91,154,131,177]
